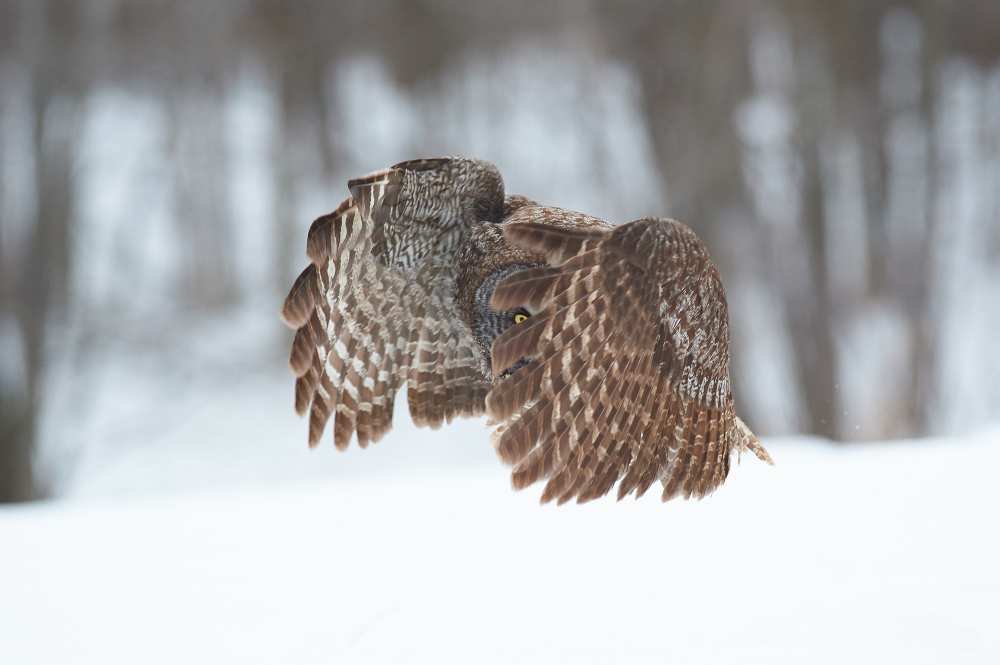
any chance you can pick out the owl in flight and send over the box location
[281,157,771,504]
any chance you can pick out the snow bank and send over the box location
[2,424,998,664]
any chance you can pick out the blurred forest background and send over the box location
[2,0,999,502]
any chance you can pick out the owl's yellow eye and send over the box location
[513,312,529,324]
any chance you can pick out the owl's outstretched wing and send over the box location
[488,218,772,504]
[280,158,502,449]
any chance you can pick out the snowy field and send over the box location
[6,6,1000,663]
[2,370,998,665]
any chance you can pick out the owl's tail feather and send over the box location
[735,416,774,465]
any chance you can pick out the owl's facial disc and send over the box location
[472,263,539,378]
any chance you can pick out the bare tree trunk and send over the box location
[624,3,754,242]
[273,72,302,294]
[271,53,337,293]
[167,86,240,309]
[790,140,839,439]
[860,96,891,299]
[780,4,842,439]
[906,9,943,435]
[0,4,32,499]
[0,393,37,503]
[1,94,77,501]
[0,1,80,502]
[0,292,37,501]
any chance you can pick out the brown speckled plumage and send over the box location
[282,156,771,503]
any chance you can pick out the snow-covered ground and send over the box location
[2,372,998,664]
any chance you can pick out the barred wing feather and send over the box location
[488,218,772,503]
[281,158,501,448]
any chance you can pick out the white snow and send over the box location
[2,403,998,664]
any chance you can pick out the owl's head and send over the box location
[456,223,545,380]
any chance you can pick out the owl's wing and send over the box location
[281,158,501,449]
[487,218,772,504]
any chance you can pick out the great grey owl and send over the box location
[281,157,772,504]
